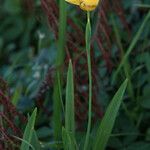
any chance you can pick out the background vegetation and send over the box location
[0,0,150,149]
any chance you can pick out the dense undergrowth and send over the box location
[0,0,150,149]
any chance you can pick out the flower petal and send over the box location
[65,0,80,5]
[79,0,99,11]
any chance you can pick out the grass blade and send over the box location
[65,60,75,136]
[93,79,128,150]
[62,127,74,150]
[31,130,41,150]
[62,60,76,150]
[111,15,134,100]
[21,108,37,150]
[113,11,150,82]
[53,0,67,141]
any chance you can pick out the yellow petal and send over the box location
[79,0,99,11]
[65,0,80,5]
[65,0,100,11]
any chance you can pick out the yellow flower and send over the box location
[65,0,100,11]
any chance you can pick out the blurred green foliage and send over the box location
[0,0,150,149]
[0,0,56,111]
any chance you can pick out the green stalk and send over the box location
[84,11,92,150]
[53,0,67,142]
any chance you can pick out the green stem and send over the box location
[84,11,92,150]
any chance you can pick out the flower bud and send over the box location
[65,0,100,11]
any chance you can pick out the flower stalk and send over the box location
[84,11,92,150]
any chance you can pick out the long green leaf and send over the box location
[62,127,73,150]
[65,60,75,135]
[53,0,67,141]
[21,108,37,150]
[31,130,41,150]
[62,60,76,150]
[93,79,128,150]
[111,15,134,100]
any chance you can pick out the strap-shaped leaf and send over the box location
[65,60,75,135]
[93,79,128,150]
[21,108,37,150]
[62,60,77,150]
